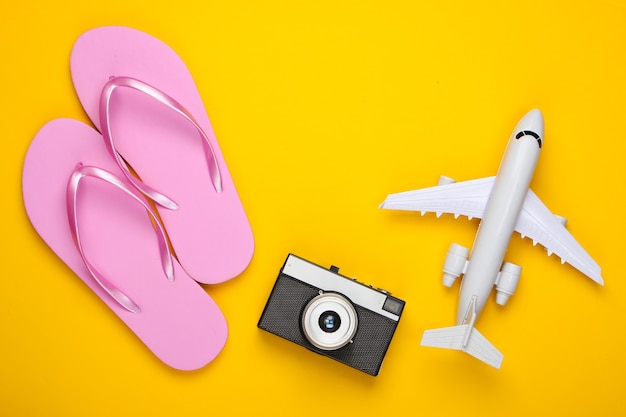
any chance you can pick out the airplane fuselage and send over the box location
[456,124,542,325]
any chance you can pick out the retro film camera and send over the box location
[258,254,405,376]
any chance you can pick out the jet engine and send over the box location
[442,243,469,287]
[495,262,522,305]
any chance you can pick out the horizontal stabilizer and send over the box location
[421,325,503,369]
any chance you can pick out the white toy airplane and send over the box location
[380,109,603,369]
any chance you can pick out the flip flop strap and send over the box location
[66,163,176,314]
[99,76,223,210]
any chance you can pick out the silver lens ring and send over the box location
[301,292,358,350]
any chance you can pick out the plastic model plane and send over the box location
[380,109,603,369]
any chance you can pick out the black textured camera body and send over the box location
[258,254,405,376]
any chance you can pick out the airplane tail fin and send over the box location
[421,324,504,369]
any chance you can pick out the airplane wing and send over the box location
[421,325,504,369]
[515,189,603,284]
[463,327,504,369]
[380,177,495,220]
[380,177,603,284]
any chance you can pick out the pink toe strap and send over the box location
[66,163,176,314]
[99,76,223,210]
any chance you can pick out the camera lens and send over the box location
[319,311,341,333]
[301,292,358,350]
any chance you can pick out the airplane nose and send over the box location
[514,109,544,142]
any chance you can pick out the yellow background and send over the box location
[2,0,625,415]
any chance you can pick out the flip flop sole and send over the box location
[22,118,228,370]
[71,26,254,284]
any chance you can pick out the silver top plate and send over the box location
[282,254,402,321]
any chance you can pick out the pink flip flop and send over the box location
[70,26,254,284]
[22,118,228,370]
